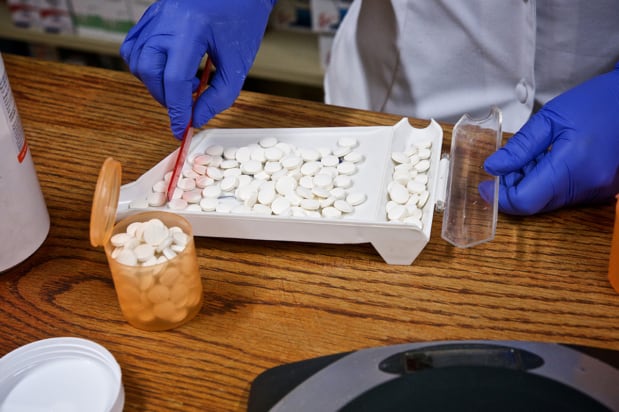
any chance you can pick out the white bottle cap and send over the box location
[0,337,124,411]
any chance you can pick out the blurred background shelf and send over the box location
[0,1,325,99]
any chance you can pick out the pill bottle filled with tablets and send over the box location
[90,158,203,331]
[0,52,50,272]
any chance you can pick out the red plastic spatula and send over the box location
[167,57,213,201]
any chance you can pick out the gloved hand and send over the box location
[120,0,275,139]
[480,62,619,215]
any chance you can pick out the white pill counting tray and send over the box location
[116,112,502,265]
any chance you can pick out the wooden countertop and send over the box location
[1,54,618,411]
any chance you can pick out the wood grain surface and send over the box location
[1,54,618,411]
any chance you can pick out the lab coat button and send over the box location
[515,80,528,103]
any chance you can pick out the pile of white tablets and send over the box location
[142,136,368,219]
[110,218,189,267]
[385,140,433,229]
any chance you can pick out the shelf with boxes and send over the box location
[0,0,335,88]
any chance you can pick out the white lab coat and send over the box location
[324,0,619,132]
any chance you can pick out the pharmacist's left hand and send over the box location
[480,63,619,215]
[119,0,274,139]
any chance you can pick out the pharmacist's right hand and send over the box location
[119,0,275,139]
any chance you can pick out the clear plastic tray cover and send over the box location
[441,107,502,248]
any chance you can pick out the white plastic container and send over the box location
[0,53,50,272]
[0,337,124,411]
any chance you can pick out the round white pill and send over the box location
[300,161,322,176]
[392,170,411,185]
[235,146,252,163]
[407,180,426,194]
[275,175,297,195]
[265,147,284,161]
[147,191,166,207]
[300,198,320,211]
[320,196,335,208]
[408,154,420,166]
[322,206,342,218]
[116,249,138,266]
[281,155,303,170]
[142,219,169,246]
[334,199,354,213]
[391,152,409,164]
[199,197,218,212]
[110,232,132,248]
[299,175,314,189]
[202,185,221,198]
[206,166,224,181]
[271,196,291,215]
[389,182,409,204]
[220,176,238,192]
[241,159,263,175]
[346,192,367,206]
[220,159,239,169]
[205,145,224,156]
[223,147,237,160]
[332,146,351,158]
[388,204,408,221]
[193,154,212,166]
[313,173,333,189]
[414,174,429,185]
[152,180,167,193]
[407,206,423,221]
[254,171,270,181]
[192,164,207,176]
[275,142,294,155]
[333,175,353,189]
[223,167,242,178]
[171,187,184,200]
[330,187,347,200]
[337,161,357,175]
[296,186,314,199]
[259,136,278,148]
[168,198,188,210]
[134,243,155,262]
[417,148,432,159]
[312,186,331,199]
[415,160,431,173]
[162,247,177,260]
[250,147,266,162]
[338,136,358,148]
[182,189,202,204]
[126,222,143,239]
[344,151,364,163]
[195,175,214,189]
[258,184,277,205]
[264,161,282,174]
[300,148,321,162]
[321,154,339,168]
[208,156,223,168]
[417,190,430,208]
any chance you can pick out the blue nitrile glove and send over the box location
[120,0,275,139]
[480,62,619,215]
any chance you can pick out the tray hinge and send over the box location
[434,155,450,213]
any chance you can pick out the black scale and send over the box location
[248,340,619,411]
